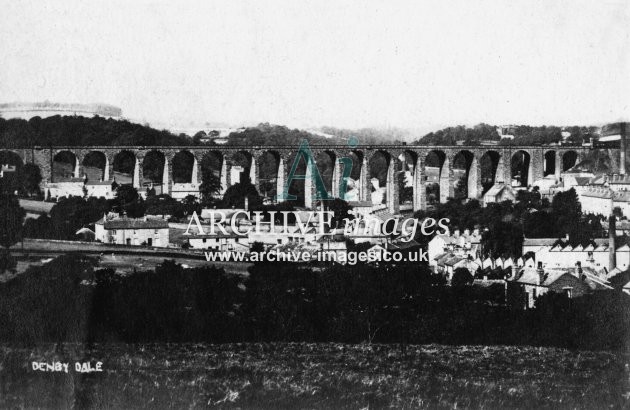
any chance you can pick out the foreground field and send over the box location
[1,343,628,409]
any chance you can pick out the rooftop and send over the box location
[98,216,169,230]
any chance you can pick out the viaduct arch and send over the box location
[6,144,608,213]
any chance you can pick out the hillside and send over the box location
[0,115,193,148]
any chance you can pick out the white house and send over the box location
[95,215,170,247]
[85,181,116,199]
[45,178,86,199]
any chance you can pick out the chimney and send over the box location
[537,262,545,285]
[575,261,583,278]
[511,264,518,279]
[620,123,626,175]
[244,196,249,211]
[609,215,617,272]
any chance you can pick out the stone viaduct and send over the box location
[3,144,614,213]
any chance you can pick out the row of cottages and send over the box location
[94,214,170,247]
[433,254,535,282]
[507,261,613,309]
[44,177,199,202]
[522,237,630,277]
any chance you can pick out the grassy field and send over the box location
[1,343,628,409]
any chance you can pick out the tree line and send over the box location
[413,124,597,146]
[413,188,605,258]
[0,255,628,352]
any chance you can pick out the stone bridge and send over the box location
[2,144,614,212]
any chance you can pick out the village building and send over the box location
[433,255,481,280]
[428,229,482,271]
[606,174,630,192]
[44,178,86,199]
[95,214,170,247]
[483,183,515,205]
[187,231,249,252]
[576,187,614,215]
[522,237,630,274]
[561,169,596,188]
[507,262,612,309]
[531,175,561,192]
[573,186,630,217]
[85,180,116,199]
[522,215,629,277]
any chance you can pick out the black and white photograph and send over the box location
[0,0,629,408]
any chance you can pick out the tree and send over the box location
[20,163,42,197]
[114,184,139,205]
[250,241,265,253]
[193,131,207,145]
[523,211,557,238]
[482,221,523,258]
[199,170,222,206]
[0,193,25,273]
[112,185,145,218]
[182,195,201,216]
[0,193,25,249]
[145,194,184,219]
[552,188,582,240]
[454,175,468,200]
[325,198,353,228]
[221,182,262,209]
[451,267,473,287]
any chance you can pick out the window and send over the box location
[563,287,573,298]
[202,238,206,243]
[154,230,159,235]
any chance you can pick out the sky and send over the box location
[0,0,629,132]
